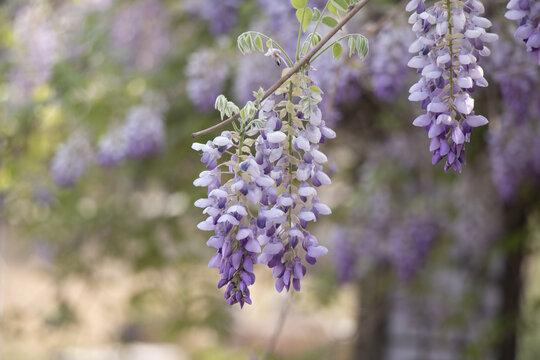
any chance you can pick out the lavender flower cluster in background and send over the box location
[51,132,94,188]
[53,103,166,187]
[111,0,170,72]
[407,0,497,172]
[185,0,241,35]
[505,0,540,65]
[333,213,440,284]
[487,38,540,200]
[97,105,165,166]
[388,216,439,281]
[368,24,414,101]
[186,48,230,111]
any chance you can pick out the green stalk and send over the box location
[287,83,294,229]
[446,0,455,116]
[296,5,307,61]
[308,0,330,50]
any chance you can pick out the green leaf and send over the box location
[311,33,322,46]
[312,8,321,21]
[309,86,323,93]
[355,35,369,58]
[321,16,338,28]
[331,0,348,11]
[332,42,343,59]
[254,35,264,52]
[291,0,308,9]
[328,3,338,15]
[348,36,356,57]
[296,8,313,32]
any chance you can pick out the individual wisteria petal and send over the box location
[406,0,495,172]
[505,0,540,65]
[466,115,488,127]
[193,84,334,307]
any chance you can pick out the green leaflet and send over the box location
[321,16,338,28]
[332,43,343,60]
[296,8,313,32]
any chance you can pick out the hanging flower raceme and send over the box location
[368,23,414,101]
[193,73,334,307]
[406,0,497,172]
[186,48,230,111]
[505,0,540,65]
[51,132,94,187]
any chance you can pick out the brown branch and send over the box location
[191,0,371,138]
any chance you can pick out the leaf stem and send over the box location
[296,5,308,61]
[310,33,368,63]
[309,1,330,47]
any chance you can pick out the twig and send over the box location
[191,0,371,138]
[260,295,291,360]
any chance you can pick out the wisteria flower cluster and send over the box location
[406,0,497,172]
[52,103,165,187]
[98,105,165,166]
[505,0,540,65]
[193,75,335,307]
[185,0,241,35]
[368,24,414,101]
[186,48,231,111]
[487,38,540,200]
[333,213,440,283]
[51,131,94,187]
[111,0,170,72]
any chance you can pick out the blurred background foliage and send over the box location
[0,0,539,359]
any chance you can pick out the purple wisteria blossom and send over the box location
[193,87,335,306]
[505,0,540,65]
[388,216,439,281]
[407,0,497,172]
[486,38,540,200]
[234,53,282,104]
[8,3,63,105]
[51,132,94,188]
[368,24,414,101]
[333,229,357,284]
[257,0,295,31]
[185,0,241,35]
[123,106,165,158]
[111,0,170,71]
[186,49,230,111]
[96,125,129,166]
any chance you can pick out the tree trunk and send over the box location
[353,270,389,360]
[496,202,528,360]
